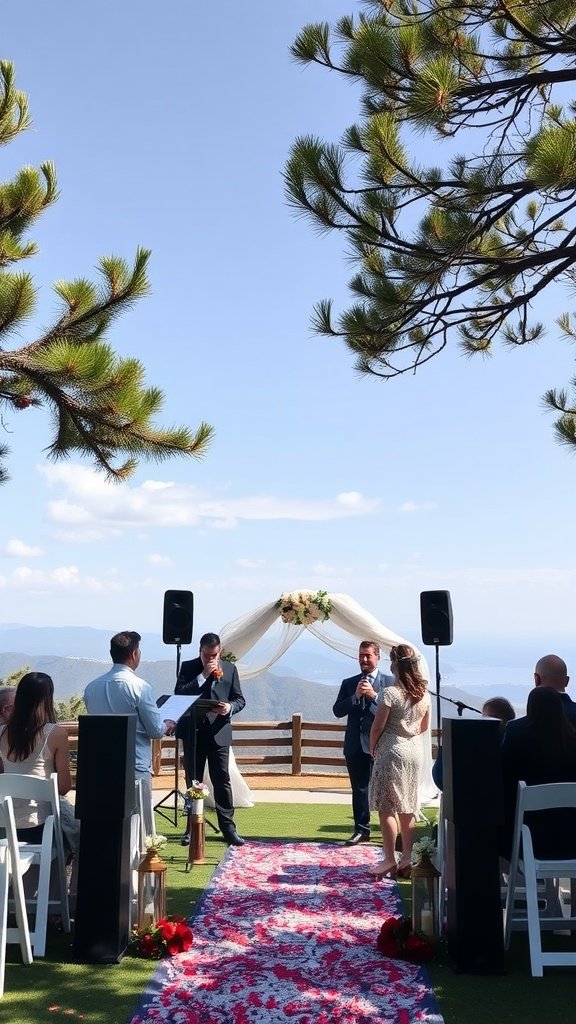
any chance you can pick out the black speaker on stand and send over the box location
[155,589,194,826]
[420,590,453,739]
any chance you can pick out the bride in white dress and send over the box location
[203,748,254,808]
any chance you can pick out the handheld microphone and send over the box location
[360,672,369,711]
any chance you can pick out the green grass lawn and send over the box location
[1,803,574,1023]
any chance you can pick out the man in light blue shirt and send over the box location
[84,630,175,832]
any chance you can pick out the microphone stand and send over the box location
[438,692,482,717]
[433,643,482,762]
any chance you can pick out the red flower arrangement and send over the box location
[377,916,433,964]
[130,915,193,959]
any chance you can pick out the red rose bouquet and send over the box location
[377,916,434,964]
[131,915,193,959]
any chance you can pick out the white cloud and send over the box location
[4,538,44,558]
[147,554,172,566]
[398,501,438,513]
[235,558,265,569]
[53,529,121,543]
[0,564,124,594]
[310,562,353,578]
[38,464,382,539]
[337,491,365,509]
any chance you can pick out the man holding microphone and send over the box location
[333,641,392,845]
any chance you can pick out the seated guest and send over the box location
[532,654,576,725]
[0,671,72,840]
[0,670,79,913]
[432,696,515,791]
[501,686,576,858]
[0,686,16,725]
[482,697,515,727]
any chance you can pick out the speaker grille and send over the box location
[420,590,453,646]
[163,589,194,644]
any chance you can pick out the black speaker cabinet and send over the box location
[73,715,136,963]
[75,715,136,820]
[420,590,453,646]
[163,589,194,645]
[443,717,504,973]
[73,818,132,963]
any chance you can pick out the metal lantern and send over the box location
[137,849,167,929]
[411,855,440,941]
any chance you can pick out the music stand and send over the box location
[183,699,221,837]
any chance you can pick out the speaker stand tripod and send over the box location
[433,642,442,744]
[154,642,187,827]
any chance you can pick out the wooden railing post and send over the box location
[291,713,302,775]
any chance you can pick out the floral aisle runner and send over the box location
[129,842,444,1024]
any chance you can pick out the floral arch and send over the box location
[218,590,430,683]
[218,590,435,803]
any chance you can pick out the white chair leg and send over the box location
[30,817,54,957]
[53,833,71,934]
[0,856,9,999]
[504,857,519,949]
[522,829,544,977]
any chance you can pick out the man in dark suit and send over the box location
[535,654,576,724]
[501,658,576,859]
[333,640,392,845]
[505,654,576,733]
[175,631,246,846]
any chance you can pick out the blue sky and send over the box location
[0,1,575,663]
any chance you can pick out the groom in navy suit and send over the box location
[333,641,392,845]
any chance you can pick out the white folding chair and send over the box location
[135,778,147,855]
[0,795,33,997]
[0,773,70,957]
[503,780,576,976]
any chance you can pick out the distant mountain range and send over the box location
[0,620,508,727]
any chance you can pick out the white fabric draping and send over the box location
[204,749,254,809]
[219,591,436,803]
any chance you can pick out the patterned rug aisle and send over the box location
[129,841,444,1024]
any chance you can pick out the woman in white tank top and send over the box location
[0,671,71,839]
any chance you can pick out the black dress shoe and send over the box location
[344,831,371,846]
[223,830,245,847]
[180,832,190,846]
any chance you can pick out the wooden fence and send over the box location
[63,717,440,780]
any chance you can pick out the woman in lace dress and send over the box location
[369,644,430,878]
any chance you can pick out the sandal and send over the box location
[369,861,398,879]
[397,863,412,879]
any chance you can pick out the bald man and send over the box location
[533,654,576,726]
[500,655,576,859]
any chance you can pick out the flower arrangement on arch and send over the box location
[276,589,332,626]
[144,834,168,854]
[377,916,434,963]
[411,835,437,865]
[185,780,209,801]
[130,914,193,959]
